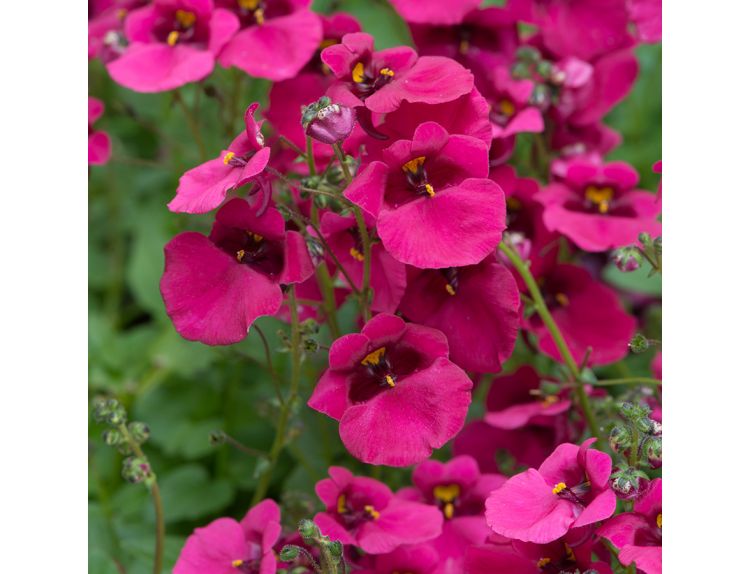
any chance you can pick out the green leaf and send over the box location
[602,262,662,296]
[159,464,234,523]
[337,0,413,49]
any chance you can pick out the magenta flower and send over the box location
[321,32,474,114]
[628,0,662,43]
[174,499,281,574]
[598,479,662,574]
[365,544,440,574]
[484,366,573,430]
[313,466,443,554]
[88,97,112,166]
[525,262,637,366]
[107,0,239,92]
[216,0,322,81]
[344,121,505,269]
[388,0,482,25]
[536,158,661,252]
[89,0,143,62]
[308,313,473,466]
[320,212,407,314]
[398,456,506,574]
[169,104,270,214]
[485,439,617,544]
[160,197,314,345]
[398,256,520,373]
[487,67,544,141]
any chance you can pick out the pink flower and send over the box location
[308,313,473,466]
[344,121,505,269]
[107,0,239,92]
[524,262,637,366]
[398,256,520,373]
[88,97,112,165]
[484,366,573,430]
[216,0,322,81]
[397,456,506,573]
[487,67,544,140]
[321,32,474,114]
[89,0,143,62]
[160,198,314,345]
[485,439,617,543]
[388,0,483,26]
[363,544,440,574]
[313,466,443,554]
[536,158,661,252]
[174,499,281,574]
[628,0,662,43]
[169,103,270,214]
[598,479,662,574]
[320,212,407,314]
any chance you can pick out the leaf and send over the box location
[159,464,234,523]
[602,262,662,296]
[337,0,413,49]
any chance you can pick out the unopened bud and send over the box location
[327,540,344,559]
[279,545,301,562]
[128,422,150,444]
[629,333,650,354]
[610,467,648,500]
[303,98,355,145]
[102,429,122,447]
[209,430,226,446]
[608,425,630,454]
[298,519,319,540]
[643,436,662,468]
[612,246,642,272]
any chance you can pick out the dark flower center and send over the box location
[490,98,517,127]
[153,9,207,46]
[335,491,381,529]
[401,156,436,198]
[563,182,637,217]
[348,343,427,403]
[350,60,395,98]
[433,483,461,519]
[215,229,285,279]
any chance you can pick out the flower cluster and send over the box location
[89,0,662,572]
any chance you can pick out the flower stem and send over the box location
[333,142,371,322]
[497,239,603,445]
[591,377,661,387]
[306,136,317,176]
[252,286,303,504]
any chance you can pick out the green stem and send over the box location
[592,377,661,387]
[306,136,317,176]
[174,90,207,160]
[117,425,164,574]
[252,286,303,504]
[498,240,603,444]
[333,142,372,322]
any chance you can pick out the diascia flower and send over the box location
[524,262,637,366]
[168,103,271,214]
[344,121,505,269]
[107,0,239,92]
[598,478,662,574]
[485,439,617,544]
[398,255,520,373]
[88,97,112,166]
[360,544,440,574]
[397,456,506,574]
[536,158,661,252]
[174,499,281,574]
[313,466,443,554]
[321,32,474,114]
[216,0,322,81]
[308,313,473,466]
[160,198,314,345]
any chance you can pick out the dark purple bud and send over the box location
[305,103,355,145]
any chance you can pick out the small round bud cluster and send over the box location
[610,466,650,500]
[93,398,127,426]
[608,425,630,455]
[628,333,650,354]
[612,246,642,272]
[122,456,152,484]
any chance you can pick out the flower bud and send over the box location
[612,246,642,272]
[643,435,662,468]
[303,98,355,145]
[629,333,650,354]
[279,545,301,562]
[209,430,226,446]
[610,467,648,500]
[298,519,320,540]
[102,429,122,447]
[620,401,651,421]
[608,425,630,454]
[128,421,150,444]
[327,540,344,561]
[122,456,150,484]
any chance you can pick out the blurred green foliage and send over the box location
[88,4,661,572]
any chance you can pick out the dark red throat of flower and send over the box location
[348,344,426,403]
[215,229,284,279]
[350,61,395,98]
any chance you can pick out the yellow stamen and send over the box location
[254,8,264,25]
[564,543,576,562]
[379,67,395,77]
[364,505,380,519]
[385,374,396,387]
[319,38,337,49]
[252,233,263,242]
[433,483,461,503]
[424,183,435,197]
[223,151,236,165]
[167,30,180,46]
[349,247,365,262]
[117,8,128,19]
[236,249,246,262]
[445,284,456,296]
[656,513,662,529]
[498,98,516,117]
[444,502,455,519]
[585,185,614,214]
[541,395,560,408]
[552,482,567,495]
[537,557,551,568]
[175,9,196,28]
[459,39,470,55]
[352,62,365,83]
[238,0,260,9]
[337,494,347,514]
[232,559,244,568]
[361,346,386,366]
[401,156,426,175]
[555,293,569,307]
